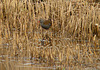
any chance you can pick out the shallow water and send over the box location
[0,43,100,70]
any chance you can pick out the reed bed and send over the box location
[0,0,100,70]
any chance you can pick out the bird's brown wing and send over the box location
[43,20,52,26]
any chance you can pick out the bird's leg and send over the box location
[41,37,45,46]
[45,34,52,46]
[41,29,48,46]
[49,37,52,46]
[41,29,45,46]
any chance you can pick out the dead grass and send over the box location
[0,0,100,70]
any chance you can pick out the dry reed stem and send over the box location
[0,0,100,69]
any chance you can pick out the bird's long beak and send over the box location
[38,21,40,23]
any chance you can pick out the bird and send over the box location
[38,18,52,46]
[39,18,52,29]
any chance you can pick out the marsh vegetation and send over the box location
[0,0,100,70]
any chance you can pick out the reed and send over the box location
[0,0,100,69]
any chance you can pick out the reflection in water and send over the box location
[0,45,100,70]
[0,55,58,70]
